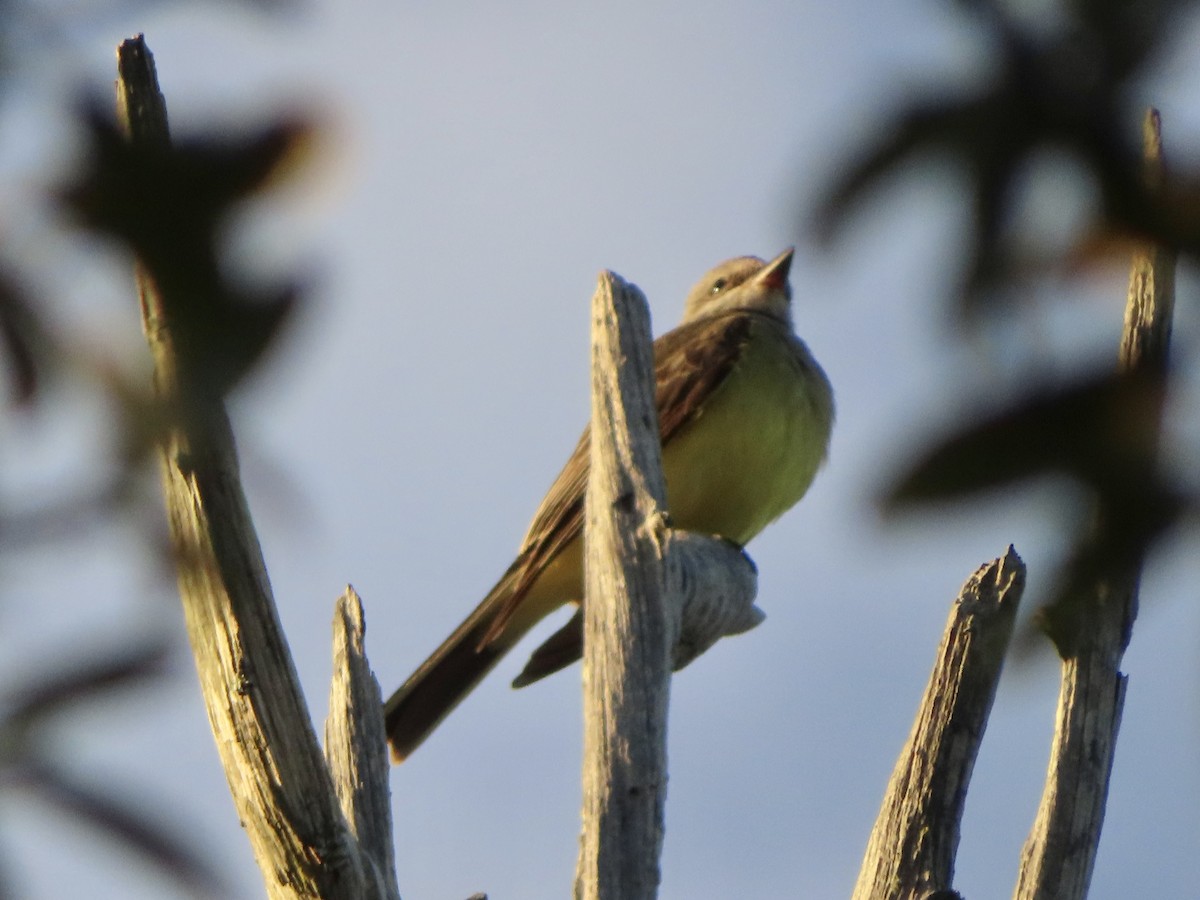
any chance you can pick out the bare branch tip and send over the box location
[334,585,366,637]
[998,543,1025,571]
[960,546,1026,614]
[116,34,153,71]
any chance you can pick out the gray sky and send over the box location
[1,2,1198,898]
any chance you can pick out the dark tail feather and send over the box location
[511,608,583,687]
[385,569,526,762]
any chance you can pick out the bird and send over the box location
[384,249,834,761]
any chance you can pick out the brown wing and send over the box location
[479,311,754,645]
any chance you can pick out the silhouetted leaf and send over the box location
[15,762,226,898]
[3,639,169,732]
[885,368,1166,507]
[63,108,312,251]
[0,265,45,406]
[885,361,1186,658]
[59,107,313,398]
[813,0,1200,313]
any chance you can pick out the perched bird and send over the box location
[385,249,834,761]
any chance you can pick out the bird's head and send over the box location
[680,248,794,325]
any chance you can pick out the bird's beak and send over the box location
[754,248,794,291]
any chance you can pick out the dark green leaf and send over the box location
[884,368,1166,508]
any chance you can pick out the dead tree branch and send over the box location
[117,35,396,900]
[574,271,759,900]
[853,548,1026,900]
[1014,108,1175,900]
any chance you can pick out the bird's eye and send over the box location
[709,278,728,295]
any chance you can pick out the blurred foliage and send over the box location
[0,265,44,406]
[817,0,1194,654]
[61,105,309,401]
[816,0,1200,307]
[0,7,307,895]
[885,365,1180,653]
[0,641,227,897]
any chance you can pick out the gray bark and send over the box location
[853,549,1026,900]
[573,271,759,900]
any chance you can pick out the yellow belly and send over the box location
[661,322,832,544]
[519,319,832,622]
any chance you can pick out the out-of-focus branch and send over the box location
[852,548,1025,900]
[1119,109,1176,377]
[1013,108,1174,900]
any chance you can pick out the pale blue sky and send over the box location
[1,2,1198,898]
